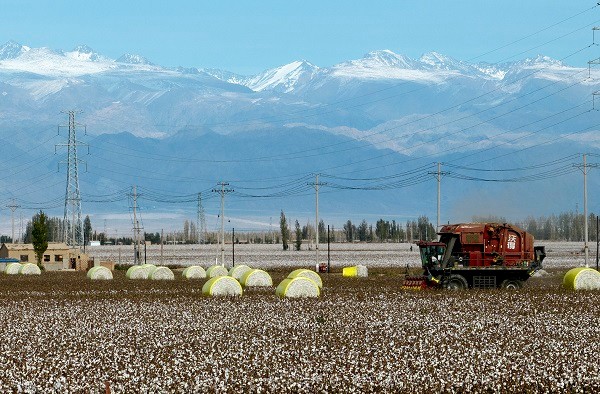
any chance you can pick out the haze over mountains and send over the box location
[0,41,598,232]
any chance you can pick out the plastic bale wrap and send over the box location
[182,266,206,279]
[356,264,368,277]
[149,266,175,280]
[202,276,243,297]
[126,265,147,280]
[19,263,41,276]
[288,269,323,288]
[87,266,113,280]
[342,267,358,277]
[276,277,320,298]
[5,263,22,275]
[240,269,273,287]
[206,265,228,278]
[563,267,600,290]
[228,265,252,281]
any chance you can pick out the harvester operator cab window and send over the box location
[419,244,446,268]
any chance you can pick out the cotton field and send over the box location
[0,242,598,393]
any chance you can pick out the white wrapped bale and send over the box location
[182,266,206,279]
[356,264,368,277]
[276,277,320,298]
[240,269,272,287]
[19,263,41,276]
[5,263,22,275]
[206,265,228,278]
[288,269,323,288]
[87,266,113,280]
[202,276,243,297]
[126,265,147,280]
[149,266,174,280]
[228,264,251,281]
[563,267,600,290]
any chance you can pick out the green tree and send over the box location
[294,220,302,251]
[32,211,48,266]
[83,215,92,245]
[280,210,290,251]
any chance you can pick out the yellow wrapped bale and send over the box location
[202,276,243,297]
[343,267,358,277]
[126,265,147,280]
[87,266,113,280]
[563,267,600,290]
[182,266,206,279]
[206,265,228,278]
[5,263,22,275]
[240,269,272,287]
[276,277,320,298]
[287,269,323,288]
[228,264,251,281]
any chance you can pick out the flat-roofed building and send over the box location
[0,243,91,271]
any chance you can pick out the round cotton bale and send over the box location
[288,269,323,288]
[126,265,148,280]
[342,266,358,277]
[87,266,113,280]
[563,267,600,290]
[228,264,252,281]
[206,265,228,278]
[240,269,273,287]
[140,264,156,278]
[356,264,368,277]
[19,263,41,276]
[5,263,22,275]
[276,277,320,298]
[202,276,243,297]
[149,266,174,280]
[182,266,206,279]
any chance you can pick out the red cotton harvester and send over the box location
[402,222,545,290]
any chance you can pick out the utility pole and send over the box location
[574,154,598,267]
[6,199,19,243]
[132,185,142,265]
[56,110,88,248]
[308,174,327,271]
[197,192,207,244]
[212,182,233,267]
[428,163,448,237]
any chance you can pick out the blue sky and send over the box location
[1,0,598,74]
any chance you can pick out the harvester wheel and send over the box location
[500,279,523,290]
[444,274,468,290]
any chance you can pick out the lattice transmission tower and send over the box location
[56,111,88,247]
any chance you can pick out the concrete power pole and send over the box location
[574,154,598,267]
[309,174,326,271]
[428,163,448,238]
[197,192,207,244]
[132,185,142,265]
[212,182,233,267]
[56,110,88,248]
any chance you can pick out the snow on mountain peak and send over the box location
[66,44,104,62]
[361,49,421,69]
[117,53,153,65]
[0,40,29,60]
[244,60,319,92]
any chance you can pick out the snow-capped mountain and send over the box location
[0,42,598,226]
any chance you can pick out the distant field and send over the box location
[87,240,595,269]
